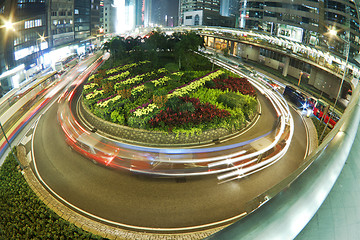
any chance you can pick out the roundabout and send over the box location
[28,51,311,234]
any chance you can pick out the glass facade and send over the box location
[74,0,91,39]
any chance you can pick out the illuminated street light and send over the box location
[328,28,337,37]
[4,20,15,31]
[36,34,48,69]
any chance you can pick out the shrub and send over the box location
[209,76,256,96]
[110,110,126,124]
[217,92,257,120]
[217,92,245,109]
[165,63,179,72]
[0,149,103,239]
[149,97,230,129]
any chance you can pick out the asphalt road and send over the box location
[30,70,308,229]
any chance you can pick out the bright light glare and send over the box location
[11,74,20,88]
[329,28,337,36]
[112,0,134,33]
[4,21,14,30]
[113,0,126,34]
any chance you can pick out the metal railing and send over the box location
[206,82,360,239]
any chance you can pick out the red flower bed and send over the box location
[149,96,230,128]
[210,76,256,96]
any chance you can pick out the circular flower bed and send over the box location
[82,59,258,139]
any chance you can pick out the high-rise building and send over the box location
[151,0,178,27]
[103,0,116,34]
[239,0,360,59]
[144,0,152,27]
[91,0,101,36]
[47,0,75,48]
[135,0,145,27]
[0,0,48,90]
[220,0,239,18]
[74,0,91,40]
[179,0,235,27]
[0,0,49,72]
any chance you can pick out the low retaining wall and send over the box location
[79,98,250,146]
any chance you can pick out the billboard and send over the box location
[277,24,303,43]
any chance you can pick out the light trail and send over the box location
[57,55,295,178]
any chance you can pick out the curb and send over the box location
[16,145,225,239]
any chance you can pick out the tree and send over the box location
[144,31,168,51]
[174,31,205,69]
[103,41,110,52]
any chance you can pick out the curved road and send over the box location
[30,75,309,230]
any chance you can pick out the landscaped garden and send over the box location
[82,31,258,137]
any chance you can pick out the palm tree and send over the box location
[175,31,205,69]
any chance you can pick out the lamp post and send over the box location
[298,71,303,86]
[36,35,46,70]
[320,29,350,141]
[0,122,23,170]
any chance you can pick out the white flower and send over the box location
[168,70,224,98]
[85,89,104,100]
[133,103,158,117]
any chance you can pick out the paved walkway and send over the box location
[296,125,360,240]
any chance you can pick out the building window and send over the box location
[74,9,79,14]
[194,14,200,25]
[24,19,42,29]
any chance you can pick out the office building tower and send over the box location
[143,0,151,27]
[239,0,360,58]
[47,0,75,47]
[74,0,91,40]
[0,0,48,72]
[151,0,178,27]
[220,0,239,17]
[180,0,234,27]
[103,0,116,34]
[0,0,48,90]
[91,0,101,36]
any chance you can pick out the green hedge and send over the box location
[0,150,104,239]
[310,117,331,144]
[217,91,257,121]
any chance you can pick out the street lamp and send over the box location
[4,20,15,31]
[320,28,350,141]
[0,122,23,170]
[36,35,47,69]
